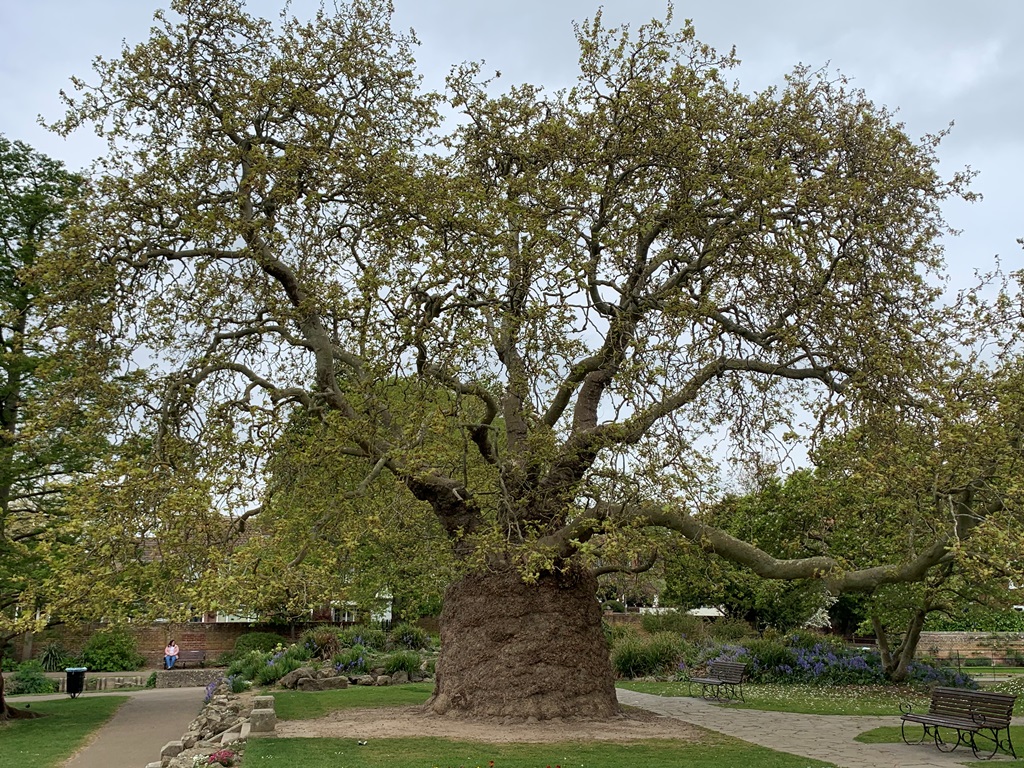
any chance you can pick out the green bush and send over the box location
[230,643,314,687]
[964,657,994,667]
[332,645,370,675]
[611,632,682,678]
[145,671,158,688]
[708,618,753,641]
[39,642,68,672]
[301,625,343,660]
[786,629,833,650]
[227,674,251,693]
[640,612,707,640]
[234,632,285,655]
[602,599,625,613]
[82,628,145,672]
[389,622,430,650]
[8,660,57,694]
[606,622,640,643]
[382,650,422,676]
[741,638,797,682]
[227,649,273,681]
[338,625,386,650]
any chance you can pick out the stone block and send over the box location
[252,695,275,711]
[249,707,277,733]
[297,675,349,692]
[160,740,184,759]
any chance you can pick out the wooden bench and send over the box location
[900,686,1017,760]
[167,649,206,668]
[687,660,747,702]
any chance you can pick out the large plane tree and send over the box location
[50,0,979,719]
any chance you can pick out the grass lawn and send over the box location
[273,682,435,720]
[0,696,127,768]
[244,735,839,768]
[854,725,1024,766]
[616,680,931,715]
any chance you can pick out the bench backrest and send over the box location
[708,660,747,684]
[929,687,1016,727]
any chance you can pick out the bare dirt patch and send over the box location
[276,705,703,744]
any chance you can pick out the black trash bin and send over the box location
[65,667,87,698]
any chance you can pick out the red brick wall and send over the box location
[12,622,298,667]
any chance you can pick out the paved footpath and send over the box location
[618,689,1015,768]
[10,686,204,768]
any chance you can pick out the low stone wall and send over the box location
[917,632,1024,664]
[156,669,223,689]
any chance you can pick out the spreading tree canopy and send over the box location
[49,0,986,718]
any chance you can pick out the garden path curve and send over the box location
[618,688,1015,767]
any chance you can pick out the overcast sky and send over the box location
[1,0,1021,291]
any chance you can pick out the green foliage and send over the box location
[225,643,314,685]
[740,638,797,680]
[602,599,625,613]
[251,645,314,687]
[640,612,708,640]
[37,0,1018,719]
[382,650,422,676]
[963,657,994,667]
[81,628,145,672]
[338,625,386,650]
[301,625,343,660]
[925,609,1024,632]
[235,632,286,654]
[145,671,157,688]
[38,642,68,672]
[611,631,683,678]
[228,674,251,693]
[7,659,57,694]
[708,618,754,641]
[388,622,430,650]
[332,645,370,675]
[227,649,274,682]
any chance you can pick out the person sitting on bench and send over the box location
[164,639,180,669]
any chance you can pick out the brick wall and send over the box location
[917,632,1024,664]
[12,622,298,667]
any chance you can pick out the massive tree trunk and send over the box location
[426,565,618,720]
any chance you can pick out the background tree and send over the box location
[0,136,114,720]
[49,0,986,719]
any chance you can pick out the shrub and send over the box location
[606,622,640,643]
[964,657,993,667]
[39,642,68,672]
[640,612,708,640]
[145,671,158,688]
[333,645,369,675]
[301,625,343,660]
[382,650,422,676]
[389,622,430,650]
[227,674,251,693]
[241,643,315,686]
[338,625,386,650]
[234,632,285,655]
[8,660,57,694]
[602,599,625,613]
[82,628,145,671]
[611,632,682,678]
[742,637,797,682]
[708,617,753,641]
